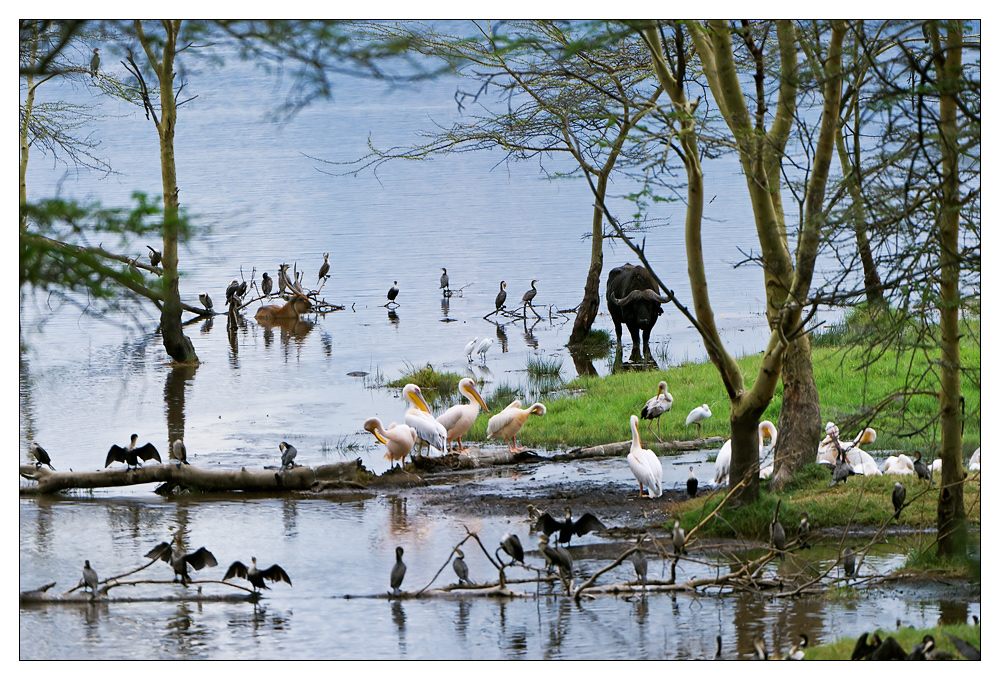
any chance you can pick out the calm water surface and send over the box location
[20,38,959,661]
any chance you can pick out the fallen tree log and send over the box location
[20,578,256,604]
[565,437,724,458]
[19,459,368,496]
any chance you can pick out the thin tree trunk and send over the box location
[568,200,604,346]
[930,20,966,557]
[771,333,822,487]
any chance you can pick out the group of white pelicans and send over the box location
[361,377,981,497]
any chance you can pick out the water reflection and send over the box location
[165,363,199,454]
[387,309,399,327]
[391,601,406,652]
[440,297,450,319]
[522,318,539,349]
[387,496,409,536]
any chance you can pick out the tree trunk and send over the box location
[771,333,822,488]
[931,20,966,558]
[727,408,762,506]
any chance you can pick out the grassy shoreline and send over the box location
[466,319,981,456]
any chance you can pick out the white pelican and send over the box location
[817,422,841,465]
[464,337,479,362]
[640,381,673,442]
[885,453,915,476]
[627,414,663,498]
[970,447,980,471]
[487,400,545,452]
[685,404,712,439]
[475,337,493,362]
[364,417,417,468]
[435,378,489,452]
[402,383,447,454]
[713,420,778,485]
[930,458,942,473]
[844,428,880,475]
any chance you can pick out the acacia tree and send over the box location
[346,21,679,348]
[621,20,846,504]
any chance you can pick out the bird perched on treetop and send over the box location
[90,48,100,78]
[534,507,606,547]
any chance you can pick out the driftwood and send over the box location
[566,437,724,458]
[19,459,367,496]
[20,578,256,605]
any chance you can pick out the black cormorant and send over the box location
[145,541,218,585]
[842,546,856,578]
[387,281,399,303]
[223,557,291,592]
[440,267,449,293]
[82,560,99,594]
[106,434,161,469]
[146,245,161,267]
[199,292,213,310]
[498,533,524,565]
[279,442,297,468]
[770,501,786,560]
[913,451,934,484]
[534,507,606,546]
[892,482,906,520]
[261,272,272,298]
[521,279,538,307]
[318,253,330,283]
[686,466,698,499]
[452,548,474,586]
[390,546,406,596]
[672,519,687,556]
[630,550,647,585]
[30,442,55,470]
[495,280,507,310]
[90,48,99,78]
[171,439,188,465]
[797,511,811,549]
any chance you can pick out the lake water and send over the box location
[20,28,966,661]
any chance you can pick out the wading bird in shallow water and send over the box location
[464,337,478,362]
[452,548,474,586]
[534,507,606,547]
[498,533,524,565]
[402,383,447,455]
[685,404,712,438]
[435,378,489,453]
[82,560,99,595]
[30,442,55,470]
[364,418,417,469]
[317,252,330,283]
[474,337,493,362]
[440,268,450,294]
[640,381,673,442]
[627,414,662,498]
[145,541,218,585]
[171,439,188,465]
[390,546,406,596]
[495,280,507,311]
[686,466,698,498]
[486,400,546,453]
[387,281,399,304]
[106,434,161,469]
[223,557,292,592]
[279,442,297,468]
[713,421,778,485]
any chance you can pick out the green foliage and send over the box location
[526,355,563,378]
[571,329,612,358]
[806,623,980,660]
[386,363,463,407]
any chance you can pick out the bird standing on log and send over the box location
[199,292,213,311]
[224,556,291,592]
[145,541,218,585]
[106,434,161,469]
[317,253,330,283]
[534,507,606,547]
[486,400,545,453]
[440,268,450,295]
[364,418,417,469]
[640,381,673,442]
[495,280,506,311]
[630,549,647,586]
[171,438,188,465]
[82,560,99,595]
[390,546,406,596]
[387,281,399,304]
[279,442,297,469]
[30,442,55,470]
[842,546,856,578]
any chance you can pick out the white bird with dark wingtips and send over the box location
[627,414,662,498]
[486,400,545,453]
[435,378,489,453]
[685,404,712,439]
[364,418,418,468]
[713,421,778,485]
[640,381,673,442]
[402,383,447,455]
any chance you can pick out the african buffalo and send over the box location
[606,264,672,361]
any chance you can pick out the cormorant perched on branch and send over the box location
[82,560,99,595]
[106,434,161,469]
[90,48,99,78]
[440,267,449,294]
[498,533,524,565]
[145,541,218,585]
[318,253,330,283]
[390,546,406,596]
[452,548,474,586]
[387,281,399,304]
[261,272,273,298]
[199,292,213,310]
[279,442,297,468]
[146,245,161,267]
[224,557,291,592]
[30,442,55,470]
[495,280,506,311]
[534,507,606,546]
